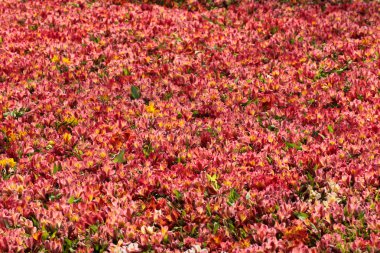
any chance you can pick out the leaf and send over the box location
[357,211,365,221]
[42,230,49,240]
[113,149,126,164]
[327,125,334,134]
[285,142,302,151]
[3,107,30,119]
[29,24,38,31]
[89,34,100,43]
[122,67,131,76]
[207,173,220,190]
[227,188,240,206]
[207,174,217,183]
[52,162,62,174]
[48,193,62,201]
[67,196,75,204]
[28,215,39,228]
[130,85,141,100]
[266,155,274,164]
[89,224,99,234]
[294,212,309,220]
[173,189,182,200]
[213,222,220,234]
[206,203,212,216]
[68,196,82,204]
[241,99,253,107]
[163,92,173,101]
[270,26,278,35]
[191,110,200,117]
[142,141,154,158]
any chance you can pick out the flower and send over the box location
[145,102,157,114]
[51,55,60,63]
[0,158,16,168]
[62,57,71,65]
[63,133,72,144]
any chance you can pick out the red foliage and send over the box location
[0,0,379,252]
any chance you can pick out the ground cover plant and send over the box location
[0,0,379,252]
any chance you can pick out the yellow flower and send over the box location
[145,102,157,114]
[62,57,71,65]
[52,55,60,63]
[69,214,79,222]
[0,158,16,168]
[178,119,185,128]
[99,151,107,159]
[268,134,274,143]
[63,133,72,144]
[63,115,78,126]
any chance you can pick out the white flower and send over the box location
[125,243,140,253]
[184,245,208,253]
[323,192,341,207]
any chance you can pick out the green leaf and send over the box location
[130,85,141,100]
[294,212,309,220]
[241,99,253,107]
[142,141,154,158]
[173,189,182,200]
[227,188,240,206]
[267,125,278,132]
[52,163,62,174]
[207,173,220,190]
[67,196,75,204]
[266,155,274,164]
[3,107,30,119]
[89,34,100,43]
[327,125,334,134]
[357,211,365,221]
[163,92,173,101]
[63,237,80,253]
[42,230,49,240]
[48,193,62,201]
[206,203,212,216]
[191,110,199,118]
[270,26,278,35]
[113,149,126,164]
[344,206,349,217]
[29,24,38,31]
[89,224,99,234]
[207,174,217,183]
[29,215,39,228]
[122,67,131,76]
[68,196,82,204]
[213,222,220,234]
[285,142,302,151]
